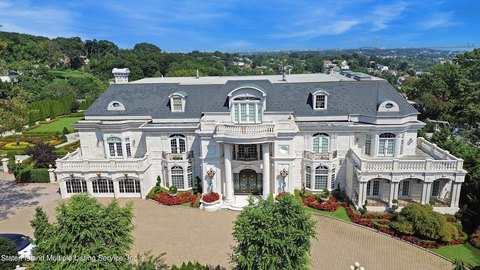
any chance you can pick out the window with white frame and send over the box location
[400,180,410,197]
[107,137,123,157]
[331,166,336,189]
[314,166,329,190]
[367,180,380,197]
[92,178,114,193]
[313,133,329,154]
[400,134,405,155]
[365,134,372,156]
[432,180,440,197]
[305,166,312,189]
[171,166,184,189]
[119,178,141,193]
[378,133,396,157]
[172,97,182,112]
[314,94,326,109]
[66,178,87,194]
[125,138,132,157]
[169,91,187,112]
[170,134,186,154]
[232,97,262,124]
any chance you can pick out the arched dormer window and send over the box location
[312,89,329,110]
[170,134,186,153]
[378,133,396,156]
[169,91,187,112]
[107,101,126,111]
[377,100,399,112]
[228,86,266,124]
[312,133,329,154]
[107,137,123,157]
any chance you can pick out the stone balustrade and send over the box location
[303,150,338,160]
[216,123,275,136]
[56,149,150,172]
[350,138,463,172]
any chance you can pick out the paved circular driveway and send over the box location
[0,193,452,269]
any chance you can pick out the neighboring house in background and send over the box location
[0,71,18,83]
[340,60,350,70]
[55,69,466,213]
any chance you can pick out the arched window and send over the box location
[314,166,329,190]
[107,137,123,157]
[305,166,312,189]
[170,134,186,154]
[65,178,87,194]
[187,166,193,188]
[378,133,396,156]
[92,178,114,193]
[119,178,140,193]
[171,166,184,189]
[169,91,187,112]
[313,133,329,154]
[232,97,262,124]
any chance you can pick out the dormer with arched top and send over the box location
[228,85,266,124]
[377,99,400,112]
[311,89,329,110]
[107,101,126,111]
[169,91,187,112]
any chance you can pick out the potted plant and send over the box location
[169,185,178,197]
[319,188,330,202]
[390,199,399,212]
[201,192,221,212]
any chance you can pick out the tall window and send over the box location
[66,178,87,194]
[187,166,193,188]
[331,166,336,189]
[400,180,410,197]
[119,178,141,193]
[235,144,261,161]
[378,133,396,157]
[125,138,132,157]
[172,97,183,112]
[313,133,329,154]
[107,137,123,157]
[400,134,405,155]
[170,134,186,154]
[314,166,329,190]
[171,166,184,189]
[365,134,372,156]
[305,166,312,189]
[315,94,326,109]
[233,97,262,124]
[432,180,440,197]
[367,180,380,197]
[92,178,114,193]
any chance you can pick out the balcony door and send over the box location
[234,169,262,195]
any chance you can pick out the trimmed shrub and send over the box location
[470,226,480,249]
[390,217,414,235]
[0,237,18,270]
[17,168,50,183]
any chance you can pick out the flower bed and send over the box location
[152,192,198,206]
[202,192,220,203]
[303,196,340,212]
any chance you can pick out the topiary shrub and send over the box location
[469,226,480,249]
[62,126,69,135]
[169,185,178,195]
[390,216,415,235]
[0,236,20,270]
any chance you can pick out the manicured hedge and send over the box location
[17,168,50,183]
[28,95,76,123]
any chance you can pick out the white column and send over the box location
[450,182,461,208]
[425,182,432,204]
[361,182,368,206]
[140,178,146,199]
[86,180,94,195]
[393,182,399,201]
[421,182,427,204]
[389,182,395,206]
[60,180,68,198]
[224,143,233,202]
[1,158,9,172]
[113,180,120,198]
[262,143,270,198]
[357,182,364,207]
[48,168,56,183]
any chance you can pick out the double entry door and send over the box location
[234,169,262,195]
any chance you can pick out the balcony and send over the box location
[303,150,338,160]
[349,138,464,173]
[162,151,193,161]
[55,149,151,172]
[216,123,275,136]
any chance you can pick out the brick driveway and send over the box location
[0,193,452,269]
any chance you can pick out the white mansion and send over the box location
[55,69,467,213]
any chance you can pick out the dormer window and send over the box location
[107,101,125,111]
[312,89,329,110]
[169,91,187,112]
[233,97,262,124]
[377,100,399,112]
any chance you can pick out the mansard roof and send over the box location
[85,74,419,119]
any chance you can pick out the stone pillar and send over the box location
[262,143,270,198]
[392,182,399,201]
[113,180,120,198]
[1,158,9,173]
[361,182,368,206]
[421,182,428,204]
[450,182,461,208]
[224,144,233,202]
[86,179,94,195]
[357,182,364,207]
[389,182,395,206]
[48,169,56,183]
[140,178,146,199]
[425,182,432,204]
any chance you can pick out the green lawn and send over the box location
[49,70,91,79]
[306,206,351,222]
[28,117,83,133]
[430,242,480,267]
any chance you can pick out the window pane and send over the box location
[171,166,184,189]
[109,143,116,156]
[237,144,258,161]
[314,166,328,190]
[432,180,440,197]
[365,135,372,156]
[331,167,336,189]
[373,181,380,196]
[234,104,239,122]
[116,142,123,156]
[401,181,409,197]
[257,104,262,123]
[240,104,247,122]
[378,140,386,155]
[247,103,255,122]
[173,98,182,111]
[315,95,325,109]
[321,137,329,153]
[305,166,311,189]
[312,137,320,153]
[188,166,193,188]
[386,139,395,155]
[126,143,132,157]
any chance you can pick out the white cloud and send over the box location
[370,1,409,31]
[419,12,456,30]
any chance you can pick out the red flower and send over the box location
[202,192,220,203]
[152,192,197,206]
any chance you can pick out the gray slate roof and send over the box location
[85,79,418,119]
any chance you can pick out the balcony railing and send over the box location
[162,151,193,161]
[350,138,463,172]
[56,149,150,171]
[303,150,338,160]
[216,123,275,137]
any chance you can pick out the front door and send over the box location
[234,169,262,195]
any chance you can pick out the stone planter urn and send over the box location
[201,192,221,212]
[169,192,178,197]
[320,196,330,202]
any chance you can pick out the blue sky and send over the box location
[0,0,478,52]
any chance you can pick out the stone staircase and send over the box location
[222,195,261,211]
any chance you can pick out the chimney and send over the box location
[196,68,200,79]
[112,68,130,84]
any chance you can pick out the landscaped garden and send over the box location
[147,176,201,208]
[25,116,83,134]
[296,188,480,267]
[0,134,66,155]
